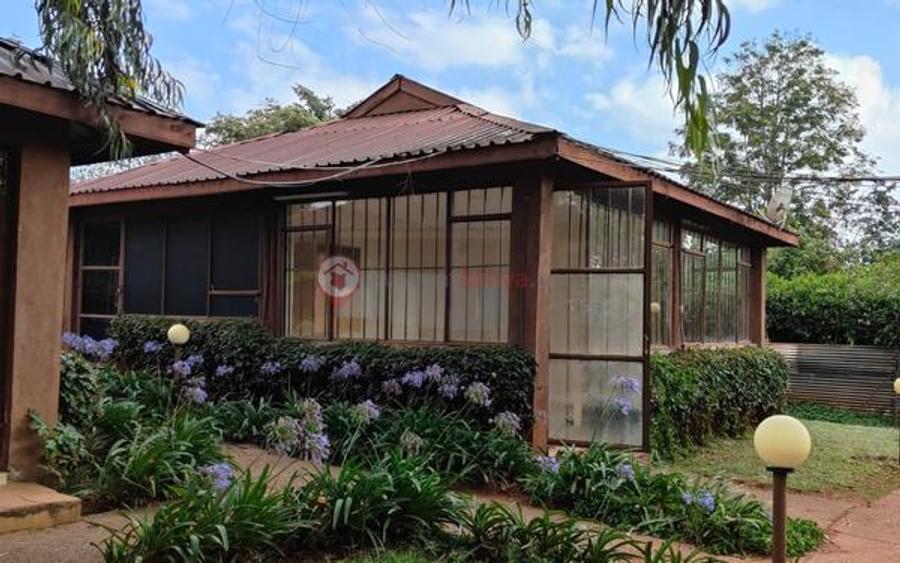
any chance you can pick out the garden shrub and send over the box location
[650,347,788,458]
[524,444,823,557]
[100,466,304,562]
[767,256,900,347]
[108,316,536,429]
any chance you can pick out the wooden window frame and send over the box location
[76,220,125,335]
[282,188,513,345]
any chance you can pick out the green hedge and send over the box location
[650,347,788,457]
[767,256,900,346]
[108,316,536,430]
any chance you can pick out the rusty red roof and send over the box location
[72,102,553,195]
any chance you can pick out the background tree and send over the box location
[36,0,733,158]
[73,84,337,181]
[202,85,338,146]
[675,30,899,276]
[35,0,183,156]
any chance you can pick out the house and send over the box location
[69,75,797,451]
[0,38,199,477]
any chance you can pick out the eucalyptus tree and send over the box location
[34,0,733,158]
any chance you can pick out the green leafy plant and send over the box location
[99,467,304,562]
[787,402,893,428]
[294,453,464,551]
[651,347,789,458]
[523,444,823,557]
[213,397,279,443]
[109,316,536,429]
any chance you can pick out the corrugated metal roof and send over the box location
[73,103,554,194]
[0,37,199,125]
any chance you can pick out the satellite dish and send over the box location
[766,185,793,226]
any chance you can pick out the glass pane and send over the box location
[452,187,512,217]
[682,228,703,252]
[287,202,332,228]
[651,245,671,345]
[550,273,643,356]
[210,295,258,317]
[286,229,331,339]
[682,253,705,342]
[449,220,509,342]
[704,239,721,341]
[83,222,121,266]
[79,317,111,339]
[720,245,737,342]
[164,217,209,316]
[334,198,386,340]
[652,219,672,244]
[389,193,447,341]
[552,187,645,269]
[737,264,752,341]
[549,359,643,446]
[81,270,118,314]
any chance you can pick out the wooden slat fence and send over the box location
[770,342,899,413]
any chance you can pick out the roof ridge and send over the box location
[454,103,554,135]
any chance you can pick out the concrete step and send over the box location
[0,482,81,535]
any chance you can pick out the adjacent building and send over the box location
[0,38,198,475]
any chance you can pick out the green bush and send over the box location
[108,316,536,429]
[294,454,464,551]
[100,467,304,562]
[523,444,823,557]
[767,255,900,346]
[787,401,893,428]
[650,347,788,458]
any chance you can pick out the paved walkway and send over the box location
[0,444,897,562]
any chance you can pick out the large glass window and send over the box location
[79,221,122,337]
[681,227,752,343]
[81,209,262,335]
[285,187,511,344]
[650,220,673,345]
[549,186,646,447]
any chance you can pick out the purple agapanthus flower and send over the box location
[438,379,460,400]
[260,360,283,375]
[611,375,641,394]
[535,455,560,473]
[464,382,492,407]
[200,462,233,492]
[215,365,235,378]
[613,397,633,416]
[401,369,426,388]
[616,462,636,482]
[381,378,402,396]
[682,492,694,506]
[95,338,118,360]
[331,359,362,382]
[185,384,208,405]
[698,491,716,513]
[62,332,82,350]
[185,354,204,368]
[424,363,444,383]
[399,430,424,455]
[143,340,163,354]
[491,411,522,436]
[171,360,192,378]
[356,399,381,422]
[299,354,324,373]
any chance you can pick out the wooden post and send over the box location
[770,467,790,563]
[671,219,683,348]
[509,168,554,450]
[750,247,767,345]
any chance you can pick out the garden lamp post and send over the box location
[894,377,900,465]
[754,415,811,563]
[167,323,190,360]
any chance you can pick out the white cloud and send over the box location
[826,53,900,174]
[585,75,678,145]
[351,8,529,71]
[729,0,779,13]
[145,0,192,22]
[165,57,222,111]
[557,25,613,63]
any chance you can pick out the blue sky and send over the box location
[6,0,900,172]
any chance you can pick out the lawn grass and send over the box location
[664,419,900,500]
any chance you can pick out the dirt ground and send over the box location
[1,444,898,562]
